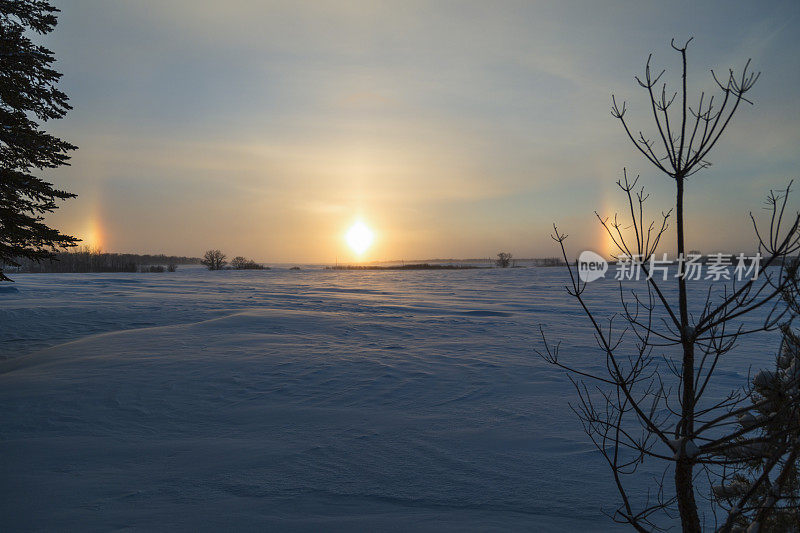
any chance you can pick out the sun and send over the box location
[345,221,374,256]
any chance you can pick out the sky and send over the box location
[38,0,800,262]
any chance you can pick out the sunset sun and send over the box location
[345,221,374,255]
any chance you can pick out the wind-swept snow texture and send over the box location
[0,267,775,531]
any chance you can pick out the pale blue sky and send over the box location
[41,0,800,261]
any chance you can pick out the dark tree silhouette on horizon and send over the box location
[540,40,800,531]
[496,252,513,268]
[231,256,266,270]
[201,249,227,271]
[0,1,78,281]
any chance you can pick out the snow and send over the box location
[669,438,701,459]
[0,266,779,531]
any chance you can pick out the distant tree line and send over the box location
[495,253,565,267]
[531,257,565,267]
[8,248,201,274]
[327,263,482,270]
[201,250,268,270]
[231,256,266,270]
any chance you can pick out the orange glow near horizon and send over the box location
[80,216,105,251]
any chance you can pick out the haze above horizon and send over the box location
[42,0,800,263]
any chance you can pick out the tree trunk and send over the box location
[675,175,701,531]
[675,456,700,532]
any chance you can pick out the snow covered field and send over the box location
[0,266,778,531]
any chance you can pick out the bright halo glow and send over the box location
[345,221,374,255]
